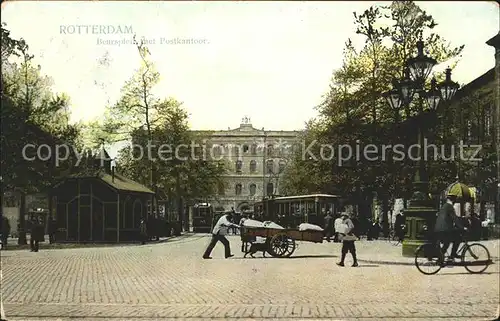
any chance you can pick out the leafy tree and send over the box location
[281,1,465,231]
[115,102,228,222]
[1,24,82,243]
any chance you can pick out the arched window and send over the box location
[235,160,242,173]
[267,144,274,156]
[266,182,274,196]
[212,144,222,157]
[243,145,249,153]
[266,159,274,174]
[278,160,287,173]
[235,183,242,195]
[251,144,257,155]
[249,183,256,196]
[249,160,257,173]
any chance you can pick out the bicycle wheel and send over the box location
[462,243,491,274]
[415,243,443,275]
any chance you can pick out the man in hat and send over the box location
[336,212,358,267]
[203,212,240,259]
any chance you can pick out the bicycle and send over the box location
[414,228,492,275]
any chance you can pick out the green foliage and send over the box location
[1,24,82,193]
[281,1,467,204]
[115,101,229,201]
[89,38,228,202]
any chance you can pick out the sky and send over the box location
[2,1,499,135]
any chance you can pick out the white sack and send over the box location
[263,221,285,229]
[298,223,324,232]
[243,219,264,227]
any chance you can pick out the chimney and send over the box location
[111,166,115,182]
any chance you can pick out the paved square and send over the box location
[1,235,499,320]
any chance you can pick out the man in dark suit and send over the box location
[323,211,333,242]
[434,195,464,260]
[30,218,44,252]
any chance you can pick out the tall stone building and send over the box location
[193,117,300,211]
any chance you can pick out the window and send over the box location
[266,183,274,196]
[249,184,256,196]
[243,145,249,153]
[266,159,274,174]
[235,183,242,195]
[267,144,274,156]
[235,160,242,173]
[251,144,257,155]
[233,145,240,156]
[278,160,286,173]
[212,144,222,157]
[249,160,257,173]
[218,183,225,195]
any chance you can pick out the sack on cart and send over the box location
[263,221,285,229]
[242,219,265,227]
[298,223,324,232]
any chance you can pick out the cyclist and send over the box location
[434,194,465,260]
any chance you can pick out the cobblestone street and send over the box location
[1,235,499,320]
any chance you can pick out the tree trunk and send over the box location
[176,173,182,233]
[382,196,389,237]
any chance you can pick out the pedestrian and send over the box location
[48,219,57,244]
[30,218,44,252]
[1,217,10,248]
[324,211,333,242]
[336,213,358,267]
[203,212,240,259]
[333,215,343,243]
[394,212,405,240]
[139,218,147,245]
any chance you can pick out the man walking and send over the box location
[337,213,358,267]
[324,211,333,242]
[203,212,239,259]
[333,214,343,243]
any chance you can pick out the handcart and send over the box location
[240,225,324,258]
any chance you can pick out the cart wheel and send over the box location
[462,243,491,274]
[414,243,443,275]
[269,234,296,258]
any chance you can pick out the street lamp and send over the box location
[382,39,460,256]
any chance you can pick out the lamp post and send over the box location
[382,39,459,256]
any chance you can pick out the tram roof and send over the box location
[273,194,341,201]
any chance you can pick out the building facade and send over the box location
[486,32,500,223]
[193,117,301,211]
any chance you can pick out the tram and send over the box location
[253,194,343,228]
[192,202,214,233]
